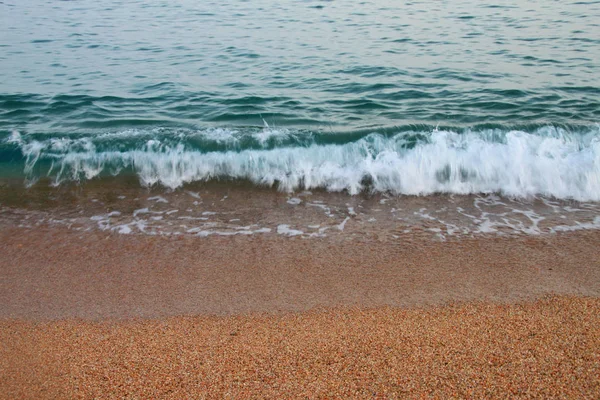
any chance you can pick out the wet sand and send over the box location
[1,227,600,319]
[1,226,599,397]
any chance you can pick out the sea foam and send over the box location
[6,126,600,201]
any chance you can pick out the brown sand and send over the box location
[1,227,599,320]
[1,296,599,398]
[1,226,600,397]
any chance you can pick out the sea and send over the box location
[1,0,599,240]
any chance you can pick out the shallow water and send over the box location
[2,180,599,240]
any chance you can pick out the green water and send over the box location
[0,0,599,199]
[1,0,598,131]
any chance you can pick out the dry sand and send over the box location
[1,226,599,398]
[1,297,599,398]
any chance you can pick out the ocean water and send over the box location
[1,0,600,238]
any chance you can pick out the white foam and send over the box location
[115,225,132,234]
[337,217,350,231]
[8,130,22,144]
[133,220,148,233]
[550,216,600,232]
[148,196,168,203]
[277,224,304,236]
[186,191,202,199]
[133,208,150,217]
[199,128,240,143]
[195,230,254,237]
[13,126,600,200]
[186,226,271,237]
[511,209,545,235]
[414,209,436,221]
[252,125,291,145]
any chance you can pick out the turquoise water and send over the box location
[1,0,600,199]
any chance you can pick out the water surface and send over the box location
[1,0,599,199]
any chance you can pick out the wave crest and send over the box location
[5,126,600,201]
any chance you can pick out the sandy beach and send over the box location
[1,225,600,319]
[1,296,599,399]
[1,226,599,398]
[3,0,600,397]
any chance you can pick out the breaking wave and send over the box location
[4,125,600,201]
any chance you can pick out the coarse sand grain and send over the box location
[1,296,599,399]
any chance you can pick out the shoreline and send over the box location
[1,226,599,320]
